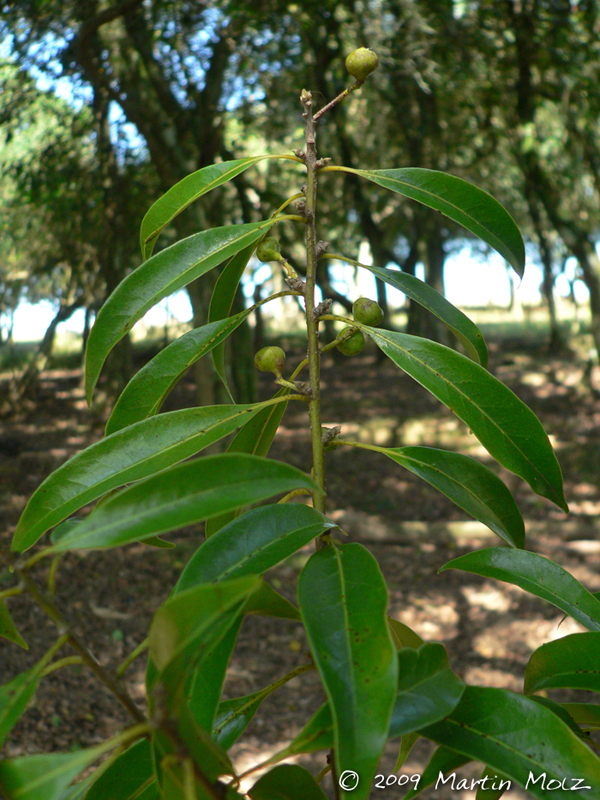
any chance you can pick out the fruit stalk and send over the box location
[301,89,326,516]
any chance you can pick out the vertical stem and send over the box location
[301,90,326,516]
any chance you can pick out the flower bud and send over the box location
[257,237,282,263]
[353,297,384,326]
[345,48,379,82]
[254,346,286,375]
[336,326,365,356]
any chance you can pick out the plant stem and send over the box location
[301,89,326,517]
[313,80,363,122]
[15,565,145,724]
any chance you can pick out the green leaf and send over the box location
[0,671,39,749]
[561,703,600,731]
[377,446,524,547]
[387,617,425,650]
[84,739,158,800]
[441,547,600,631]
[356,262,488,365]
[420,686,600,800]
[529,695,587,738]
[205,389,289,537]
[298,542,397,800]
[188,617,243,733]
[243,582,301,620]
[176,504,335,592]
[248,765,328,800]
[0,600,27,649]
[106,315,251,435]
[394,732,419,771]
[49,453,315,552]
[0,743,109,800]
[476,767,512,800]
[525,632,600,694]
[402,746,471,800]
[85,219,274,403]
[365,328,567,511]
[341,167,525,277]
[282,703,334,757]
[140,157,271,259]
[213,690,269,750]
[388,644,465,739]
[14,403,284,552]
[208,243,257,400]
[149,576,259,714]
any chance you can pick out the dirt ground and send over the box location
[2,332,600,798]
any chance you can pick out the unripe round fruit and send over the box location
[353,297,384,326]
[256,237,282,263]
[345,48,379,82]
[254,346,285,375]
[336,326,365,356]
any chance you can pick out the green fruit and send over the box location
[336,326,365,356]
[254,346,286,374]
[353,297,384,326]
[256,237,282,263]
[345,48,379,82]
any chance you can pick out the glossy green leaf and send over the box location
[106,315,251,434]
[242,581,301,620]
[298,542,397,799]
[394,732,419,770]
[176,504,334,592]
[282,703,334,757]
[402,746,471,800]
[561,703,600,731]
[0,743,109,800]
[50,453,315,551]
[188,617,243,733]
[86,219,274,403]
[249,764,328,800]
[14,403,284,552]
[358,262,488,365]
[388,617,425,650]
[421,686,600,799]
[476,767,512,800]
[378,446,524,547]
[149,577,259,718]
[209,243,257,400]
[213,689,269,750]
[365,328,567,511]
[140,157,272,259]
[525,632,600,694]
[84,739,158,800]
[205,389,289,537]
[0,671,39,749]
[441,547,600,631]
[530,695,587,738]
[0,600,27,648]
[340,167,525,276]
[388,644,465,738]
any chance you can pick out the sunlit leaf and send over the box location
[376,446,524,547]
[353,261,488,365]
[561,703,600,731]
[441,547,600,631]
[140,157,272,259]
[106,315,251,434]
[335,167,525,276]
[365,328,567,511]
[176,503,334,592]
[86,219,274,403]
[298,542,397,799]
[14,402,286,552]
[387,618,425,650]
